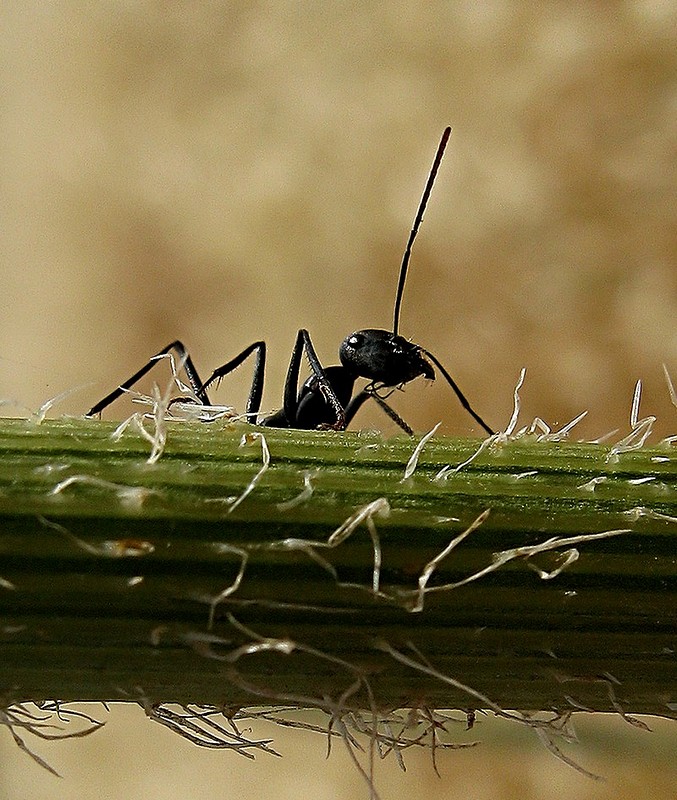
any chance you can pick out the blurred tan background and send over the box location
[0,706,675,800]
[1,1,675,797]
[2,2,676,437]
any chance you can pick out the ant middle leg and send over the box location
[263,329,350,430]
[196,341,266,421]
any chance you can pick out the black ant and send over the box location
[86,128,494,436]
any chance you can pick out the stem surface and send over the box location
[0,417,674,718]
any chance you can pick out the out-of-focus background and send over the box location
[0,705,676,800]
[2,2,676,437]
[1,2,675,797]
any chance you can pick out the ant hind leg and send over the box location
[86,340,206,417]
[87,340,267,423]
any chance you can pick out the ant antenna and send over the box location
[392,126,452,336]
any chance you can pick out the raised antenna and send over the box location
[392,126,452,336]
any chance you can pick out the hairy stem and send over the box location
[0,416,675,717]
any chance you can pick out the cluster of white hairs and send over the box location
[149,612,628,792]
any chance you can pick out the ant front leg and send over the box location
[86,340,207,417]
[345,385,414,436]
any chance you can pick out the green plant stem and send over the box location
[0,416,675,717]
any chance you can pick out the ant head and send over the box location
[338,131,451,391]
[339,329,435,387]
[336,129,494,436]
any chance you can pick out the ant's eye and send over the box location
[348,333,364,349]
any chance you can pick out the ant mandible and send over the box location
[86,127,494,437]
